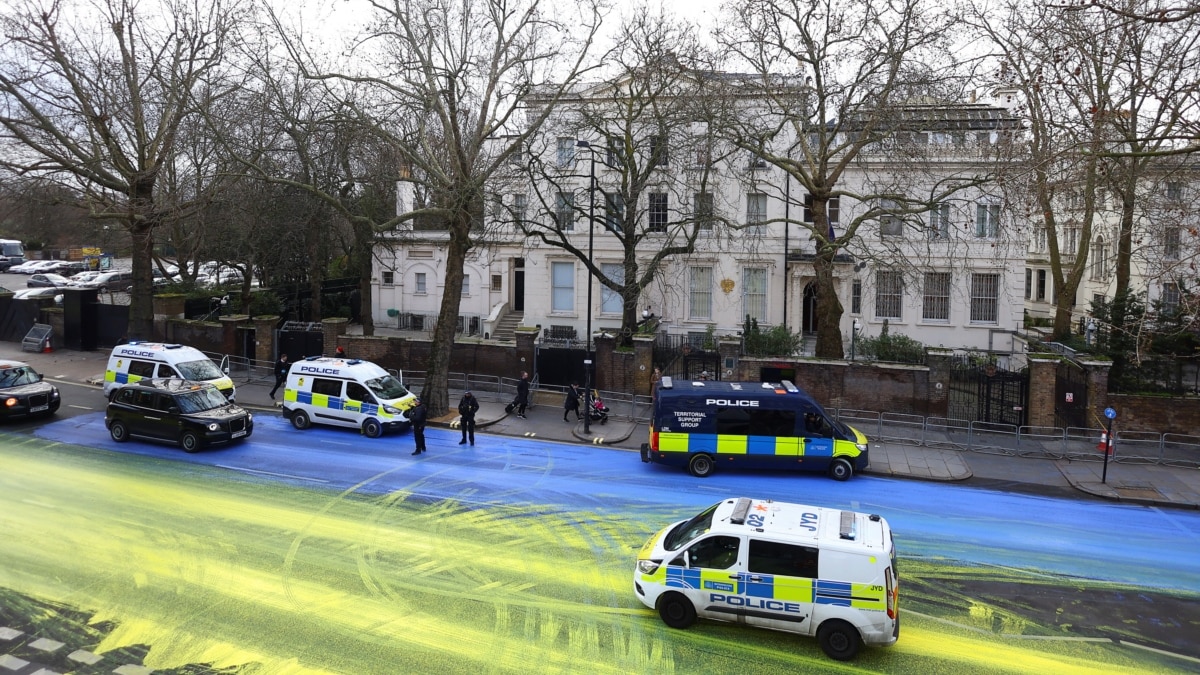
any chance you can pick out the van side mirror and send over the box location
[169,406,180,415]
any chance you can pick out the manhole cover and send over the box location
[1114,486,1162,500]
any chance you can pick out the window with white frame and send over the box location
[975,203,1000,238]
[922,272,951,322]
[488,193,503,221]
[748,150,767,169]
[461,275,470,296]
[556,137,576,167]
[1166,182,1183,201]
[513,194,527,224]
[1090,238,1109,280]
[874,270,903,320]
[880,199,902,237]
[600,262,624,314]
[606,138,625,167]
[747,193,767,232]
[649,134,668,167]
[970,273,1000,323]
[555,191,574,231]
[491,274,502,292]
[1064,224,1079,254]
[648,193,668,232]
[694,192,714,231]
[415,272,427,294]
[928,203,950,239]
[743,268,768,323]
[851,279,862,314]
[803,195,839,224]
[551,261,574,312]
[1024,268,1032,300]
[1033,226,1047,252]
[1165,226,1181,260]
[689,266,713,319]
[1036,269,1047,301]
[1162,282,1181,311]
[382,270,395,285]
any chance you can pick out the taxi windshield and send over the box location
[176,358,223,381]
[175,387,230,413]
[664,502,721,551]
[365,375,408,400]
[0,366,41,388]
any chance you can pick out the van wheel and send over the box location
[362,418,383,439]
[291,410,311,430]
[817,619,861,661]
[109,420,129,443]
[828,457,853,481]
[180,431,202,453]
[658,592,696,629]
[688,453,715,478]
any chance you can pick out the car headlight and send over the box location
[383,405,402,415]
[247,413,253,422]
[207,423,219,431]
[637,559,661,575]
[857,443,868,453]
[51,390,61,399]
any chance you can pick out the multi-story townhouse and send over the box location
[372,83,1028,356]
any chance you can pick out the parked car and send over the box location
[105,379,253,452]
[27,273,72,288]
[67,270,102,286]
[12,287,63,302]
[71,270,133,292]
[48,261,87,276]
[9,260,56,274]
[0,361,61,421]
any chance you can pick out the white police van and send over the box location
[281,356,417,437]
[634,497,899,661]
[103,342,235,402]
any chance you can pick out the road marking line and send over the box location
[214,465,329,483]
[68,405,93,410]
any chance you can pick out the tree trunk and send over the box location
[423,216,471,417]
[127,223,157,340]
[812,253,845,359]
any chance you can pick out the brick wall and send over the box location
[732,357,939,416]
[165,320,224,354]
[1106,393,1200,435]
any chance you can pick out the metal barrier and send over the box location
[1113,430,1162,465]
[837,409,882,438]
[879,412,924,447]
[1063,427,1106,461]
[970,421,1020,456]
[923,417,971,452]
[1016,426,1065,459]
[1162,434,1200,469]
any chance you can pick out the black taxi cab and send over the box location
[0,360,61,421]
[105,378,252,452]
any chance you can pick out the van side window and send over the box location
[311,378,343,398]
[154,394,175,412]
[128,360,156,378]
[803,413,832,438]
[716,408,797,437]
[346,383,377,405]
[748,539,819,578]
[157,364,179,378]
[684,535,741,570]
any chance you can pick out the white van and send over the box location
[281,356,416,438]
[104,342,235,401]
[633,497,899,661]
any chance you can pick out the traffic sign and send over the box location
[1104,407,1117,420]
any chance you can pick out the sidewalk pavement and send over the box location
[5,343,1198,510]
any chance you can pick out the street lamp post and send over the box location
[851,318,860,361]
[576,140,597,434]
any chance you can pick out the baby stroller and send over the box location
[587,390,609,424]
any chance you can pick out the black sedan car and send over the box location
[0,361,61,420]
[105,378,252,452]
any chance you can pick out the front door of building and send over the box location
[513,258,525,312]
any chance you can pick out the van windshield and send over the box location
[175,387,230,413]
[176,359,223,381]
[365,375,408,400]
[664,502,721,551]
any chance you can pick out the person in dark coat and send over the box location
[269,353,289,399]
[409,398,428,455]
[563,383,581,422]
[458,391,479,446]
[515,371,530,418]
[335,345,347,358]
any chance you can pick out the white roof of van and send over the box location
[709,497,890,553]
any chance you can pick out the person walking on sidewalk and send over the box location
[563,383,582,422]
[269,353,289,399]
[409,397,428,455]
[458,391,479,445]
[515,371,530,418]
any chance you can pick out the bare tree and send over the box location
[0,0,245,338]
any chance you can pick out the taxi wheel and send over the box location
[180,431,202,453]
[828,458,853,482]
[362,418,383,439]
[109,420,129,443]
[658,592,696,629]
[817,619,861,661]
[291,410,311,430]
[687,453,715,478]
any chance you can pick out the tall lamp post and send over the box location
[576,140,597,434]
[851,318,860,361]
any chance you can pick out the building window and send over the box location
[606,138,625,167]
[694,141,711,167]
[551,261,574,312]
[1024,268,1032,300]
[1090,238,1109,280]
[605,193,625,234]
[748,151,767,170]
[851,279,862,314]
[874,270,903,320]
[555,191,574,231]
[1162,282,1180,311]
[803,195,839,224]
[975,203,1000,238]
[880,199,902,237]
[648,193,668,232]
[1064,225,1080,254]
[601,262,623,314]
[1036,269,1047,301]
[1166,182,1183,201]
[922,272,951,322]
[513,194,527,224]
[1033,226,1047,252]
[970,273,1000,323]
[382,270,395,286]
[689,266,713,319]
[743,268,768,323]
[649,134,669,167]
[461,275,471,296]
[556,137,575,167]
[747,193,767,232]
[1165,226,1181,260]
[415,272,427,294]
[928,203,950,239]
[694,192,714,231]
[488,193,504,221]
[491,274,502,292]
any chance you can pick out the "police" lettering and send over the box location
[299,366,342,375]
[706,399,759,407]
[119,349,157,358]
[709,594,801,613]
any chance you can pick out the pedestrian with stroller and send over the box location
[458,391,479,445]
[515,371,530,418]
[563,383,582,422]
[409,398,428,455]
[269,353,289,399]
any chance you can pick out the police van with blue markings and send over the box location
[641,377,869,480]
[103,342,235,402]
[634,497,899,661]
[282,356,416,438]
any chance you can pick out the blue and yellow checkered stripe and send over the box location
[285,389,395,419]
[105,370,140,386]
[658,432,856,458]
[657,567,883,610]
[664,567,741,594]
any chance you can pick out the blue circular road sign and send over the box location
[1104,407,1117,420]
